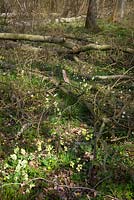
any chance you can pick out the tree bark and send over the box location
[112,0,126,22]
[85,0,100,32]
[61,0,71,17]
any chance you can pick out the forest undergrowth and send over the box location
[0,19,134,200]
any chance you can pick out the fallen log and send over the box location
[69,43,134,54]
[77,74,133,81]
[0,33,65,44]
[90,75,133,80]
[0,33,133,54]
[55,15,86,23]
[0,41,42,52]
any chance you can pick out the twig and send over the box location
[110,136,128,142]
[0,177,98,194]
[59,185,98,193]
[94,176,111,189]
[16,123,31,139]
[104,195,119,200]
[63,34,93,43]
[37,109,46,135]
[1,175,122,200]
[111,66,134,89]
[93,118,110,159]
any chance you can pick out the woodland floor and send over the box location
[0,18,134,200]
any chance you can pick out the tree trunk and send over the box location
[78,0,88,16]
[50,0,57,12]
[112,0,126,22]
[61,0,71,17]
[85,0,100,32]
